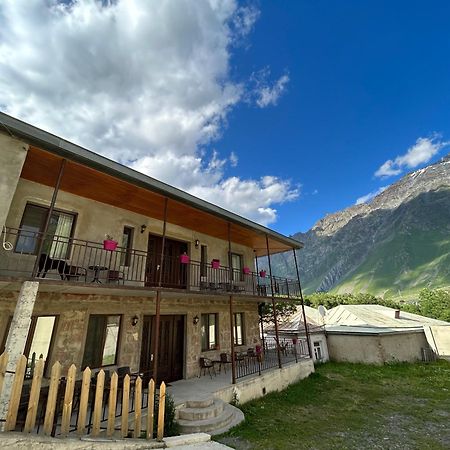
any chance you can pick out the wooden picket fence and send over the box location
[0,352,166,440]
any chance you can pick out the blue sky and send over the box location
[1,1,449,235]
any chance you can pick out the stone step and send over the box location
[178,400,225,421]
[178,401,244,435]
[185,397,214,409]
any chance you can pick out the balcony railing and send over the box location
[0,227,301,299]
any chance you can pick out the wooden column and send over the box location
[265,234,282,369]
[31,159,66,277]
[293,248,313,358]
[229,295,236,384]
[153,197,168,384]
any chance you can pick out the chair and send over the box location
[107,269,124,284]
[199,357,216,378]
[64,265,87,281]
[218,353,232,373]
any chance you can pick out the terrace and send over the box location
[0,227,301,299]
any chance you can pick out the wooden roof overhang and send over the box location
[0,111,302,257]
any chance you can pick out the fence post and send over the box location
[157,382,166,441]
[5,355,27,431]
[91,369,105,437]
[134,377,142,438]
[43,361,61,436]
[24,357,44,432]
[76,366,91,435]
[146,379,155,439]
[61,364,76,436]
[107,372,118,437]
[0,352,9,397]
[121,374,130,438]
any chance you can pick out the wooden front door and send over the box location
[145,235,188,288]
[140,315,185,383]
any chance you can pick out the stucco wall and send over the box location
[0,133,28,229]
[0,290,260,379]
[327,331,430,364]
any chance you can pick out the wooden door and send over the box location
[139,315,185,383]
[145,235,188,288]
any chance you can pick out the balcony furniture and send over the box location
[199,357,216,378]
[64,265,87,282]
[37,254,70,280]
[107,269,125,284]
[88,265,109,283]
[257,285,267,296]
[215,353,232,374]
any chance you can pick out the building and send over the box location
[0,112,314,422]
[323,304,450,364]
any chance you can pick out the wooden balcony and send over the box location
[0,227,300,299]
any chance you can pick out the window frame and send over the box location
[233,312,245,346]
[121,226,134,266]
[230,252,244,282]
[201,313,219,351]
[82,314,122,369]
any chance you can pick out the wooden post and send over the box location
[76,366,92,435]
[293,248,313,358]
[32,159,66,277]
[146,378,155,439]
[121,374,130,438]
[60,364,76,437]
[5,355,27,431]
[92,370,105,437]
[0,352,9,396]
[229,295,236,384]
[43,361,61,436]
[266,234,282,369]
[134,376,142,438]
[24,357,44,432]
[107,372,118,437]
[157,381,166,441]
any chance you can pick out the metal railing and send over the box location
[235,336,309,380]
[0,227,300,298]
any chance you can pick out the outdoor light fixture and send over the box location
[193,315,199,325]
[194,239,200,248]
[140,224,147,233]
[131,315,139,326]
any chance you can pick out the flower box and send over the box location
[103,239,118,251]
[211,259,220,269]
[243,267,251,274]
[180,254,190,264]
[259,270,266,278]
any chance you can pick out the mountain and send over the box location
[272,154,450,298]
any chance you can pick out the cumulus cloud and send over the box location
[250,67,290,108]
[0,0,297,225]
[355,186,388,205]
[375,134,450,178]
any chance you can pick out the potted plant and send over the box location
[211,259,220,269]
[259,269,266,278]
[243,267,251,274]
[103,234,118,251]
[180,252,190,264]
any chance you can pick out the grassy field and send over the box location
[216,361,450,450]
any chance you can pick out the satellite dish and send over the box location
[318,305,327,317]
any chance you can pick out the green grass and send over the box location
[216,361,450,450]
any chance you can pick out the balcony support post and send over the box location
[153,197,168,384]
[229,294,236,384]
[254,250,260,295]
[292,248,313,359]
[265,234,282,369]
[31,159,66,277]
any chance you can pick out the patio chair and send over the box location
[218,353,232,373]
[199,357,216,378]
[107,269,124,284]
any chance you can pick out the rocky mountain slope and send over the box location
[272,154,450,297]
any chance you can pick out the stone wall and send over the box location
[0,290,260,379]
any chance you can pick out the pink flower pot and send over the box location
[259,270,266,278]
[103,239,118,251]
[180,254,190,264]
[243,267,251,274]
[211,259,220,269]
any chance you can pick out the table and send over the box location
[88,265,108,283]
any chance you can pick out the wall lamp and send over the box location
[194,239,200,249]
[140,224,147,234]
[131,315,139,327]
[193,315,199,325]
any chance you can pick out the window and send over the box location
[230,253,243,282]
[121,226,134,266]
[82,315,121,368]
[233,312,245,346]
[200,245,208,277]
[313,341,323,360]
[201,313,218,351]
[24,315,58,377]
[15,203,76,258]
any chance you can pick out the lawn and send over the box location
[216,360,450,450]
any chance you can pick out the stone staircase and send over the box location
[177,397,245,436]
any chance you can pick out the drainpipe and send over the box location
[266,234,282,369]
[292,248,313,359]
[31,159,66,277]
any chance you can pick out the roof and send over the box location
[325,325,425,336]
[0,112,302,252]
[324,304,449,329]
[275,305,325,334]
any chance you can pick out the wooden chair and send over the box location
[218,353,232,373]
[199,357,216,378]
[107,269,124,284]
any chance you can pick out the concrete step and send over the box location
[185,398,214,408]
[178,400,244,435]
[178,400,225,421]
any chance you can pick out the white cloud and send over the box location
[355,186,388,205]
[0,0,297,225]
[250,67,290,108]
[375,135,449,178]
